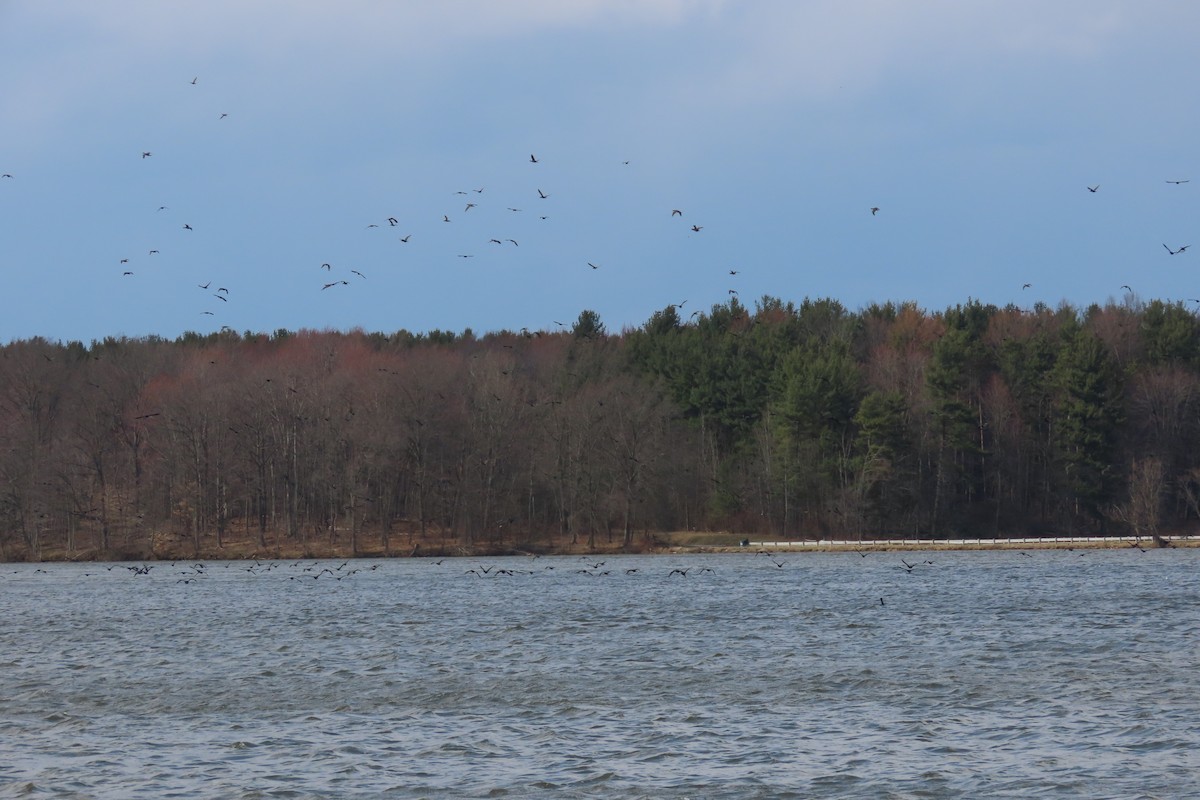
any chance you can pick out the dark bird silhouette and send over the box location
[201,311,214,315]
[1087,185,1099,192]
[530,154,538,163]
[213,294,227,302]
[191,77,197,85]
[321,263,331,270]
[458,254,474,258]
[122,271,134,276]
[1,174,12,179]
[351,269,365,279]
[507,239,518,246]
[669,567,691,576]
[1121,284,1132,291]
[399,234,411,242]
[182,224,192,230]
[870,207,880,215]
[474,187,485,193]
[217,287,228,293]
[587,262,599,270]
[464,203,476,211]
[490,238,503,245]
[537,189,549,199]
[142,152,152,158]
[1022,283,1032,289]
[1166,179,1190,184]
[880,597,885,606]
[148,250,159,255]
[120,259,129,264]
[729,270,739,275]
[219,113,228,119]
[691,225,702,232]
[443,215,451,222]
[199,281,211,289]
[671,209,682,216]
[387,217,398,226]
[1164,243,1191,255]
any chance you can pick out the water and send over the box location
[1,549,1197,798]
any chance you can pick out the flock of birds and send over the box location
[5,72,1196,335]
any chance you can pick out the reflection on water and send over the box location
[2,549,1197,798]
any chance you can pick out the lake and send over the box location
[2,549,1197,798]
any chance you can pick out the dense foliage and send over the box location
[3,296,1198,559]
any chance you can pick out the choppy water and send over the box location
[1,549,1197,799]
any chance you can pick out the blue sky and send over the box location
[2,1,1199,343]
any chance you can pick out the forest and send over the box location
[3,295,1200,561]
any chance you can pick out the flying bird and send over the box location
[1087,185,1099,192]
[387,217,398,226]
[217,287,228,293]
[443,215,451,222]
[1164,244,1191,255]
[198,281,211,289]
[122,271,133,276]
[1166,179,1190,184]
[148,250,159,255]
[530,154,538,163]
[671,209,682,216]
[182,224,192,230]
[1022,283,1032,289]
[729,270,739,275]
[506,239,519,246]
[870,207,880,215]
[321,263,331,270]
[351,269,365,279]
[1121,285,1132,291]
[464,203,476,211]
[537,189,549,199]
[142,152,152,159]
[588,262,599,270]
[399,235,411,242]
[213,294,227,302]
[219,113,228,119]
[190,77,197,85]
[1,174,12,179]
[120,259,129,264]
[691,225,702,232]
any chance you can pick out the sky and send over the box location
[2,1,1200,344]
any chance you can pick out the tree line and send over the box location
[3,295,1199,560]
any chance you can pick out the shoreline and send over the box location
[6,533,1197,563]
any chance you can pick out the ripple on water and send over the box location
[1,552,1199,798]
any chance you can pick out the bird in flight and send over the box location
[122,271,133,276]
[870,207,880,215]
[321,263,331,270]
[148,249,159,255]
[729,270,739,275]
[1164,244,1191,255]
[506,239,519,247]
[588,262,599,270]
[1087,185,1099,192]
[691,225,702,232]
[351,269,366,279]
[507,207,522,212]
[142,152,152,159]
[399,235,411,242]
[457,254,474,258]
[1121,285,1132,291]
[213,294,227,302]
[1166,179,1190,184]
[182,224,192,231]
[443,215,451,223]
[199,281,211,289]
[490,239,503,245]
[157,206,168,211]
[219,113,228,119]
[120,259,129,264]
[464,203,476,211]
[1,173,12,179]
[387,217,398,226]
[1022,283,1032,289]
[671,209,682,217]
[537,189,549,199]
[474,187,484,193]
[191,77,198,85]
[530,154,538,163]
[217,287,228,294]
